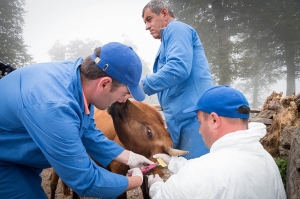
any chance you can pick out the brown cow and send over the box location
[50,100,187,199]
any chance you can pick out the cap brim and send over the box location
[128,85,145,101]
[183,105,198,113]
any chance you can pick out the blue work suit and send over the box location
[141,20,214,159]
[0,59,128,199]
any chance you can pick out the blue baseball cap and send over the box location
[183,85,250,119]
[91,42,145,101]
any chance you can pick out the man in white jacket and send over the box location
[149,85,287,199]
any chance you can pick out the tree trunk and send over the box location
[211,0,231,85]
[286,127,300,199]
[252,73,259,108]
[284,40,296,96]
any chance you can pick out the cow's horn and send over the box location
[166,147,189,156]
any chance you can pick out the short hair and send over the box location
[201,105,249,127]
[80,47,123,92]
[142,0,175,18]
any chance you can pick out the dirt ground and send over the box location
[42,168,171,199]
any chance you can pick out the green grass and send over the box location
[274,157,288,189]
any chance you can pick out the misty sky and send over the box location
[22,0,299,96]
[23,0,160,65]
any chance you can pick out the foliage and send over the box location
[0,0,33,68]
[168,0,300,106]
[48,38,151,77]
[48,39,102,61]
[274,157,288,188]
[48,41,67,61]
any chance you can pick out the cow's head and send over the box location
[107,100,188,161]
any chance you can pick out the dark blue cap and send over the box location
[183,85,250,119]
[91,42,145,101]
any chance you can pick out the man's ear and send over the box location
[96,77,112,91]
[210,112,221,129]
[161,8,168,17]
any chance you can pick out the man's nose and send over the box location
[117,96,127,103]
[145,22,151,30]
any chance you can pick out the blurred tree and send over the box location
[48,37,151,80]
[210,0,231,85]
[231,0,300,97]
[168,0,300,105]
[48,39,102,61]
[169,0,233,85]
[229,1,284,108]
[66,39,102,60]
[48,40,66,61]
[0,0,32,68]
[270,0,300,95]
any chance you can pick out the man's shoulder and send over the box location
[166,20,197,37]
[168,20,194,29]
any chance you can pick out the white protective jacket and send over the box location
[150,122,287,199]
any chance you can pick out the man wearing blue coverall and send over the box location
[141,0,214,159]
[0,42,153,199]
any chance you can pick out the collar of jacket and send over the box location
[159,20,175,41]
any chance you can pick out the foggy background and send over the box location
[23,0,160,66]
[1,0,299,108]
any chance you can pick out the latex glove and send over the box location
[127,151,154,168]
[148,174,163,187]
[153,153,171,166]
[127,168,143,179]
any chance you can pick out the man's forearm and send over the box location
[115,149,130,165]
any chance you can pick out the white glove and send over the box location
[127,151,154,168]
[153,153,171,166]
[148,174,163,187]
[127,168,143,180]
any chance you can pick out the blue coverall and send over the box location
[141,20,214,159]
[0,59,128,199]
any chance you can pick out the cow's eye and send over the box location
[146,128,153,139]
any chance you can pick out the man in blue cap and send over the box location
[0,42,153,199]
[148,85,286,199]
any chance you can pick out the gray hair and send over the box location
[142,0,175,18]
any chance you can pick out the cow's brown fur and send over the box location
[50,100,173,199]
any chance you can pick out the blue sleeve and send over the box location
[142,22,194,95]
[19,102,128,199]
[82,114,125,167]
